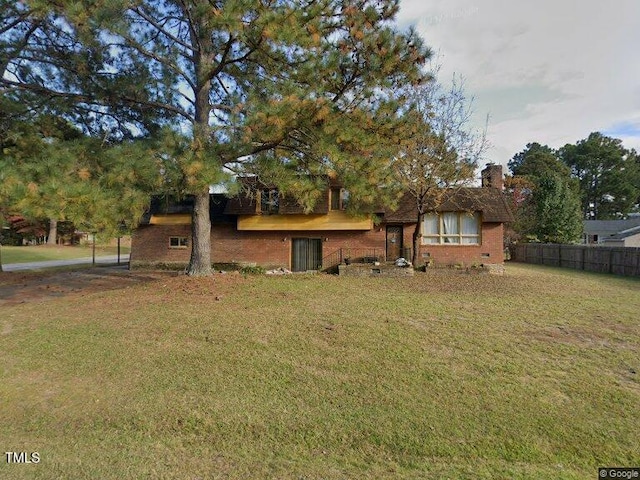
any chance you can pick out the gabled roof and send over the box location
[608,224,640,240]
[583,219,640,236]
[383,188,515,223]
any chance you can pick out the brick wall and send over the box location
[418,223,505,267]
[131,221,504,269]
[130,224,192,265]
[214,227,386,269]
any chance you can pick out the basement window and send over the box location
[169,236,188,249]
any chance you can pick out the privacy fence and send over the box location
[510,244,640,277]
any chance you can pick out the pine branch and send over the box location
[0,78,195,122]
[131,6,195,53]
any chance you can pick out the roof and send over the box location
[141,185,514,225]
[583,219,640,236]
[608,224,640,240]
[139,194,233,225]
[383,188,515,223]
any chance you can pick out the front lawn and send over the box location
[0,264,638,479]
[0,244,131,264]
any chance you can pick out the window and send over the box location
[260,189,279,214]
[169,236,188,248]
[422,212,480,245]
[330,188,349,210]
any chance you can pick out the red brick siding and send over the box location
[131,221,504,269]
[418,222,504,266]
[212,226,386,269]
[130,224,192,264]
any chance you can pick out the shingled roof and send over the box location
[384,188,514,223]
[141,182,514,224]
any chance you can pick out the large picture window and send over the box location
[422,212,481,245]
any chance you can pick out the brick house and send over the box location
[130,164,513,271]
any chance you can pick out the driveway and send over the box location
[1,254,130,272]
[0,263,173,306]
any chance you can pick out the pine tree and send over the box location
[506,143,582,243]
[2,0,429,275]
[0,112,163,242]
[560,132,640,219]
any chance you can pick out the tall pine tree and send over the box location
[560,132,640,219]
[2,0,429,275]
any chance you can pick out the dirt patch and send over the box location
[526,324,635,350]
[0,266,177,306]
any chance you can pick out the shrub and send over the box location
[240,265,266,275]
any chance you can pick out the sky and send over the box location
[397,0,640,171]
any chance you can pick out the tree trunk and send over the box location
[47,218,58,245]
[185,10,214,276]
[187,191,212,276]
[412,212,423,267]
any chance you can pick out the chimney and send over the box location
[481,164,504,190]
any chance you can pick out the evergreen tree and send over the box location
[532,173,583,243]
[559,132,640,219]
[508,142,570,178]
[1,0,429,275]
[506,143,582,243]
[0,114,163,242]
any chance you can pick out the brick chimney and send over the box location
[481,164,504,190]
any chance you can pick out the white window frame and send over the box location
[421,212,481,245]
[169,236,188,249]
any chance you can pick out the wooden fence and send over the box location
[510,244,640,277]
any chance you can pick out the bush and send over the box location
[240,265,266,275]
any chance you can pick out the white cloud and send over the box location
[398,0,640,169]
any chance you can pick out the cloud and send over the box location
[398,0,640,167]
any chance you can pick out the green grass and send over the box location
[0,264,638,479]
[0,244,131,264]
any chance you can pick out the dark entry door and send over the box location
[292,238,323,272]
[386,226,403,260]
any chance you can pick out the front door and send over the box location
[291,238,323,272]
[386,226,403,260]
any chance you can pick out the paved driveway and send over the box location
[1,254,130,272]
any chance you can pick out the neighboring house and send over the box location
[583,218,640,247]
[130,165,514,271]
